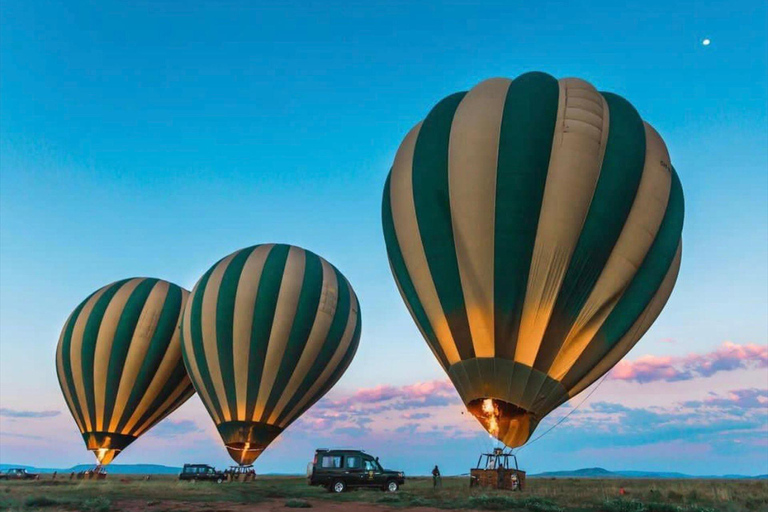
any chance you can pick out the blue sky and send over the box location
[1,0,766,475]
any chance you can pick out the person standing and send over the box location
[432,465,441,488]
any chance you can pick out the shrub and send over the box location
[80,497,111,512]
[285,499,312,508]
[600,499,646,512]
[468,495,526,510]
[24,496,59,507]
[376,493,401,503]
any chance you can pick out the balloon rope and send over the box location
[513,371,611,454]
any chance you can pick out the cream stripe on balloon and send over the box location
[93,279,143,430]
[267,258,337,424]
[390,123,461,365]
[388,262,447,370]
[232,244,273,420]
[279,283,359,428]
[69,285,111,431]
[200,252,238,422]
[566,243,682,398]
[56,311,84,432]
[132,380,194,437]
[252,246,306,422]
[124,302,188,434]
[548,122,672,380]
[181,283,222,425]
[448,78,509,358]
[515,78,609,366]
[108,280,169,431]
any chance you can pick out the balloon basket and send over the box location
[227,465,257,482]
[468,450,525,491]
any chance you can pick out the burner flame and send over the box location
[481,398,500,438]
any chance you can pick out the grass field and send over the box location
[1,475,766,512]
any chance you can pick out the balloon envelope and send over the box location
[181,244,361,465]
[382,72,684,447]
[56,278,194,464]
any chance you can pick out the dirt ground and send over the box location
[114,498,449,512]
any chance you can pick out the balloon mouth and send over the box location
[466,398,537,448]
[82,432,136,466]
[217,421,284,466]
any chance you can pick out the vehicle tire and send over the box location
[386,480,399,492]
[216,477,223,484]
[331,480,346,493]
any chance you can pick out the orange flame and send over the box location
[481,399,500,438]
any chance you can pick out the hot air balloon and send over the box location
[382,72,684,448]
[181,244,361,465]
[56,278,195,465]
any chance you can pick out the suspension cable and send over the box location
[513,371,611,454]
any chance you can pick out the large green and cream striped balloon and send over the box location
[382,72,684,448]
[181,244,361,465]
[56,278,194,465]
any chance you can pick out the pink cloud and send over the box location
[611,342,767,383]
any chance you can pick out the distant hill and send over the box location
[530,467,766,480]
[0,464,180,475]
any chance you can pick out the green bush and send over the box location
[80,497,111,512]
[376,493,401,503]
[285,499,312,508]
[24,496,60,507]
[600,499,647,512]
[468,495,526,510]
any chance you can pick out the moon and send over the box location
[702,38,711,46]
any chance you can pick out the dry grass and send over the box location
[0,475,765,511]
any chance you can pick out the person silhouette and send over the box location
[432,465,441,488]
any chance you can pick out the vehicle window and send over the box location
[345,456,361,469]
[364,459,376,471]
[321,455,343,468]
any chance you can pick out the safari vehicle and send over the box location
[307,449,405,493]
[179,463,226,483]
[0,468,40,480]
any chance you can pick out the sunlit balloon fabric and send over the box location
[181,244,361,465]
[382,72,684,448]
[56,278,194,465]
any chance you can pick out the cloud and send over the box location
[0,431,44,440]
[0,408,60,419]
[684,388,768,410]
[402,412,431,420]
[610,342,767,383]
[147,419,202,438]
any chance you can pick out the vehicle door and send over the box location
[344,455,364,486]
[319,454,344,484]
[363,458,381,487]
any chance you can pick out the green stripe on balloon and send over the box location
[103,278,158,429]
[188,267,225,422]
[80,280,129,428]
[562,168,684,389]
[289,307,361,425]
[493,71,559,360]
[260,249,324,422]
[533,92,646,372]
[244,244,290,421]
[381,173,448,368]
[116,283,183,432]
[216,247,257,420]
[412,91,474,360]
[58,291,97,431]
[274,266,352,426]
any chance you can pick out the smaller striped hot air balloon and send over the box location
[181,244,361,466]
[56,278,195,465]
